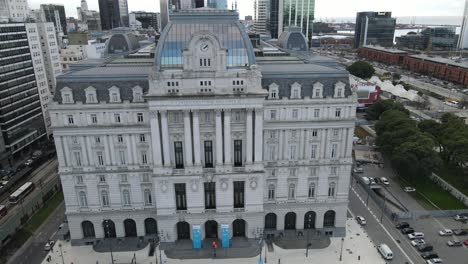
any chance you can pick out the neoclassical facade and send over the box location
[50,9,355,247]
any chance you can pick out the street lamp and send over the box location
[339,237,345,261]
[305,214,312,257]
[104,220,115,264]
[58,243,65,264]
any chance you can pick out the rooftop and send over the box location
[362,45,408,54]
[408,54,468,68]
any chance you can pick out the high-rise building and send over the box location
[50,8,354,248]
[81,0,89,12]
[98,0,129,30]
[254,0,268,35]
[459,0,468,49]
[40,4,67,34]
[0,0,30,23]
[129,12,160,31]
[207,0,227,9]
[279,0,315,42]
[354,12,396,48]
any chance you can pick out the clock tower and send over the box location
[182,32,228,73]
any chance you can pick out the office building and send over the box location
[354,12,396,48]
[98,0,129,30]
[50,9,354,248]
[0,0,29,23]
[396,27,458,51]
[129,12,160,31]
[459,0,468,49]
[254,0,268,35]
[207,0,228,9]
[40,4,67,34]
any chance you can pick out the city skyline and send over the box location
[28,0,466,22]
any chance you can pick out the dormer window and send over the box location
[132,86,143,102]
[291,83,301,99]
[313,82,323,98]
[269,83,279,100]
[61,87,74,104]
[85,87,97,104]
[108,86,121,103]
[334,82,346,98]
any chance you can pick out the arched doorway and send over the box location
[264,213,277,230]
[177,221,190,240]
[124,219,137,237]
[144,218,158,235]
[304,211,316,229]
[205,220,218,238]
[232,219,246,237]
[103,220,116,238]
[323,210,336,227]
[82,221,95,238]
[284,212,296,230]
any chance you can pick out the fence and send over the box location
[429,173,468,207]
[0,175,61,245]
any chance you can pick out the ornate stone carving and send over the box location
[249,177,258,190]
[220,178,228,191]
[190,179,199,192]
[160,180,168,193]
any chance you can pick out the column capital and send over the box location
[149,111,158,119]
[254,108,264,114]
[159,110,168,115]
[191,109,200,114]
[215,109,222,116]
[184,110,191,117]
[223,108,232,113]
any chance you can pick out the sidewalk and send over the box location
[41,219,385,264]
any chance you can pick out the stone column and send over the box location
[62,137,71,166]
[126,134,134,165]
[184,110,193,167]
[246,109,253,164]
[80,136,89,166]
[299,130,306,160]
[160,111,171,167]
[192,110,201,166]
[150,112,162,166]
[86,136,93,166]
[254,109,263,163]
[54,136,66,166]
[215,109,223,166]
[108,135,115,165]
[278,130,284,161]
[223,109,232,165]
[103,136,111,165]
[131,134,138,164]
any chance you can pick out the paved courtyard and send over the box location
[41,219,386,264]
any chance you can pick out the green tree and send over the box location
[375,110,418,154]
[366,100,409,120]
[346,61,375,79]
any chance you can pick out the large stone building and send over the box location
[50,9,355,247]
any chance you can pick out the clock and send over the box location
[200,42,209,52]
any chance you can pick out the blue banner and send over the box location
[192,225,201,249]
[221,224,230,248]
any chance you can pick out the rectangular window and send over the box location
[99,175,106,183]
[97,152,104,166]
[91,114,98,124]
[328,184,335,197]
[312,129,318,137]
[333,129,339,137]
[76,175,83,184]
[95,136,101,144]
[111,93,118,102]
[139,134,146,142]
[137,113,144,123]
[204,182,216,209]
[268,186,275,200]
[234,140,242,167]
[335,108,342,117]
[114,114,121,123]
[174,141,184,169]
[289,145,297,160]
[142,173,150,182]
[175,183,187,210]
[141,151,148,164]
[292,109,298,119]
[310,144,317,159]
[308,184,315,198]
[67,115,74,124]
[331,144,338,159]
[120,174,128,183]
[119,150,126,165]
[310,167,318,176]
[270,110,277,120]
[331,166,337,175]
[204,141,213,168]
[233,181,245,209]
[117,135,123,143]
[74,152,82,166]
[314,109,320,118]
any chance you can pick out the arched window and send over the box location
[79,191,88,208]
[101,190,109,207]
[269,83,279,99]
[290,83,301,99]
[268,184,275,200]
[313,82,323,98]
[288,184,295,200]
[122,190,131,206]
[324,210,336,227]
[144,189,152,206]
[308,183,315,198]
[328,183,336,197]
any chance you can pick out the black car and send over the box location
[421,252,438,259]
[417,244,433,252]
[453,229,467,236]
[396,222,410,229]
[401,227,415,234]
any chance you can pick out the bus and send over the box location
[9,182,34,204]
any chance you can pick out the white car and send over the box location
[438,229,453,236]
[426,258,443,264]
[380,177,389,185]
[410,238,425,246]
[408,232,424,240]
[353,167,364,173]
[454,214,468,221]
[404,187,416,192]
[356,216,366,225]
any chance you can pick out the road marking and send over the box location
[351,187,416,264]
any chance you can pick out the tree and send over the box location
[392,72,401,81]
[346,61,375,80]
[366,100,409,120]
[375,110,418,155]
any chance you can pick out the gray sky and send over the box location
[28,0,466,20]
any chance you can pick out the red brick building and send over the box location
[402,55,468,86]
[357,45,407,65]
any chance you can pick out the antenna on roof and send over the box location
[235,0,238,11]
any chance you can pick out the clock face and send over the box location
[200,42,209,52]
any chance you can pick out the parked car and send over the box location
[463,239,468,246]
[353,167,364,173]
[421,252,439,259]
[380,177,389,185]
[453,229,467,236]
[24,159,33,166]
[404,187,416,192]
[446,240,462,247]
[417,244,434,252]
[396,222,410,229]
[377,244,393,260]
[426,258,443,264]
[408,232,425,240]
[401,227,415,234]
[356,216,366,225]
[439,229,453,236]
[411,238,426,246]
[454,215,468,221]
[44,242,52,251]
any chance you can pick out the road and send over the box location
[7,202,65,264]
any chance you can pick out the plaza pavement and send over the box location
[41,219,386,264]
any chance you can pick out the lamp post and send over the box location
[104,220,115,264]
[58,243,65,264]
[305,214,312,258]
[339,237,344,261]
[158,230,164,264]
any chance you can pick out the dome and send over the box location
[278,27,309,51]
[105,32,140,55]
